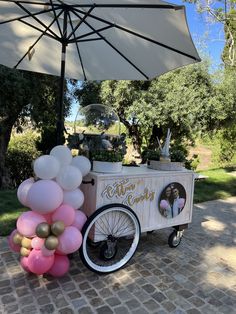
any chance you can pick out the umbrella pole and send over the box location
[57,44,66,145]
[57,9,68,145]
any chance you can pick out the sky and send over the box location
[67,1,225,122]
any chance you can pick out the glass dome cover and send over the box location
[74,104,120,136]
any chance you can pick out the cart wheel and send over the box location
[80,204,141,274]
[168,230,183,248]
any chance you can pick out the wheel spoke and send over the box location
[81,205,140,274]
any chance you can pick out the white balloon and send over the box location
[17,178,34,207]
[50,145,72,166]
[33,155,60,179]
[56,165,82,191]
[63,189,84,210]
[71,156,91,177]
[27,180,63,214]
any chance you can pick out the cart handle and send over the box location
[82,179,95,186]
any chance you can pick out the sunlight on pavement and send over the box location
[201,216,226,232]
[203,245,236,289]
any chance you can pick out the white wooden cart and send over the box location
[79,165,195,274]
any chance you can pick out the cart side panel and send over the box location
[94,172,194,232]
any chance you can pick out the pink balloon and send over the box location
[28,249,55,275]
[27,180,63,214]
[41,245,55,256]
[8,229,21,252]
[17,211,46,237]
[17,178,34,207]
[52,204,75,226]
[20,256,31,273]
[55,249,67,256]
[57,226,82,254]
[72,210,87,231]
[42,213,53,224]
[48,255,70,277]
[31,237,45,250]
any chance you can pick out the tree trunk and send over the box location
[119,117,142,157]
[0,122,14,188]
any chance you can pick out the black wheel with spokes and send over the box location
[80,204,141,274]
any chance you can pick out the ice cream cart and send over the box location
[79,165,194,274]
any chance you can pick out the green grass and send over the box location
[194,168,236,203]
[1,168,236,236]
[0,190,27,236]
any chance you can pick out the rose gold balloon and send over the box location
[51,221,65,236]
[13,233,23,245]
[20,247,31,257]
[21,237,32,249]
[45,236,59,250]
[36,222,51,238]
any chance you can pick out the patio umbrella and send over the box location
[0,0,201,143]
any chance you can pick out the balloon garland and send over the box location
[8,145,90,277]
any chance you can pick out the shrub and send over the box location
[6,131,40,187]
[91,150,124,162]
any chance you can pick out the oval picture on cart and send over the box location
[159,182,186,219]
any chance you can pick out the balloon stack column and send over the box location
[8,146,91,277]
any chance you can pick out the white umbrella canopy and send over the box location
[0,0,200,81]
[0,0,201,143]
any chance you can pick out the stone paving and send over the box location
[0,197,236,314]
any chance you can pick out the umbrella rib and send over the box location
[68,11,87,81]
[16,2,59,39]
[68,25,114,44]
[77,38,103,42]
[0,7,55,25]
[67,6,95,41]
[19,19,60,41]
[14,9,64,69]
[74,8,200,62]
[49,0,63,38]
[72,9,150,80]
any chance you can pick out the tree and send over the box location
[102,63,220,152]
[185,0,236,67]
[0,65,71,188]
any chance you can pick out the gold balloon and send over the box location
[51,221,65,236]
[45,236,59,250]
[36,222,51,238]
[20,247,31,257]
[13,233,23,245]
[21,237,32,249]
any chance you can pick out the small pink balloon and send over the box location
[31,237,45,250]
[27,249,55,275]
[57,226,82,254]
[17,178,34,207]
[72,210,87,231]
[20,256,31,273]
[27,180,63,214]
[17,211,46,237]
[52,204,75,226]
[42,213,53,224]
[8,229,21,252]
[55,249,67,256]
[41,245,55,256]
[48,255,70,277]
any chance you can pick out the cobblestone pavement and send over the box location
[0,197,236,314]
